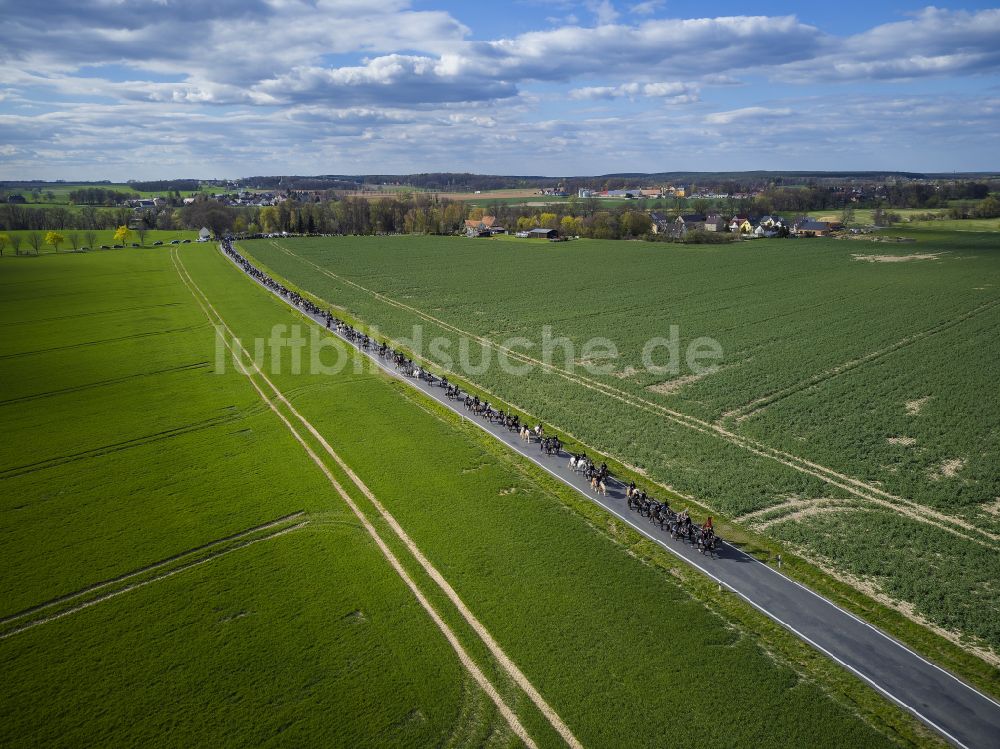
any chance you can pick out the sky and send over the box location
[1,1,999,180]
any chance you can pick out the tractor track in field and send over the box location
[723,295,1000,423]
[0,301,185,328]
[0,324,207,360]
[0,412,246,480]
[0,511,306,627]
[173,249,578,749]
[265,240,998,550]
[0,361,210,407]
[231,241,1000,749]
[0,514,308,639]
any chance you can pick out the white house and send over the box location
[198,227,212,242]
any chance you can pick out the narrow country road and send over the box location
[222,244,1000,749]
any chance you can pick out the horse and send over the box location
[697,528,717,556]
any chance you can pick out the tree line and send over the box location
[3,187,996,241]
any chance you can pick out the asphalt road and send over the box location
[223,245,1000,749]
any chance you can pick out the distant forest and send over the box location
[235,171,1000,193]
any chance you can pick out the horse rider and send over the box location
[702,516,713,532]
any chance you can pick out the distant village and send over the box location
[2,175,993,239]
[464,212,841,240]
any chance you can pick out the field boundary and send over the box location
[722,296,1000,423]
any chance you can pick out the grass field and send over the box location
[807,209,1000,231]
[0,245,934,746]
[902,218,1000,231]
[237,230,1000,663]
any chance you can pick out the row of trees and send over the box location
[0,226,139,256]
[1,203,137,231]
[948,195,1000,219]
[67,188,139,206]
[248,195,467,236]
[3,188,997,245]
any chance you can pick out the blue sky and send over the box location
[1,1,998,179]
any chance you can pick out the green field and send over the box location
[0,246,935,746]
[806,209,1000,231]
[237,231,1000,661]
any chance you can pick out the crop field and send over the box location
[238,230,1000,660]
[0,246,930,746]
[806,209,1000,231]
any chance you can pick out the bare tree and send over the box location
[11,235,23,255]
[84,230,97,250]
[136,226,149,246]
[67,232,80,250]
[27,232,43,255]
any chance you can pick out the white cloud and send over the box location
[586,0,620,25]
[1,3,999,178]
[629,0,663,16]
[704,107,792,125]
[253,54,517,105]
[569,81,698,103]
[779,7,1000,81]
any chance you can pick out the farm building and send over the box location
[792,219,833,236]
[465,215,503,237]
[526,228,559,239]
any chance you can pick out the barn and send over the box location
[526,228,558,240]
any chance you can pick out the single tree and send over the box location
[0,233,9,257]
[45,231,66,253]
[135,226,149,246]
[27,231,43,254]
[10,234,23,255]
[84,230,97,249]
[67,232,80,250]
[113,225,133,247]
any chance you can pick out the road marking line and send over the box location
[174,249,543,749]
